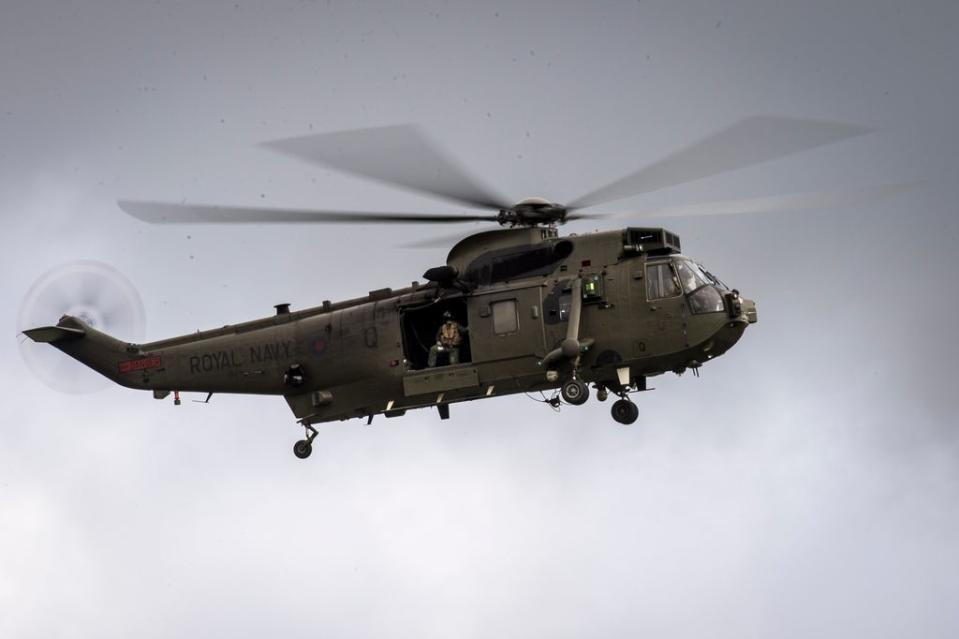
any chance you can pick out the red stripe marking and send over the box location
[118,356,161,373]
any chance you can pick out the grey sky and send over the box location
[2,1,958,637]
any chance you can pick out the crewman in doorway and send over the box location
[428,311,468,367]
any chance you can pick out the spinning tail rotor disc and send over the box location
[18,261,145,394]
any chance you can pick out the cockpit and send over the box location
[646,257,728,314]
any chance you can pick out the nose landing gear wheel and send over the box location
[561,378,589,405]
[611,399,639,425]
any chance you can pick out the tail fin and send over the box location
[22,325,86,343]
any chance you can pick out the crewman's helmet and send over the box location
[442,311,453,320]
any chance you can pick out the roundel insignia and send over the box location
[311,337,328,357]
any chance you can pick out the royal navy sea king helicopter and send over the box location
[21,117,887,458]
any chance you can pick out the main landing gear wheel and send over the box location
[611,399,639,425]
[561,378,589,405]
[293,423,318,459]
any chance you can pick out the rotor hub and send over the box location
[68,305,103,329]
[515,196,552,207]
[499,197,568,227]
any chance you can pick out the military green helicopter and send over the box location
[22,117,892,458]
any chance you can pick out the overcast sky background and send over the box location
[2,1,958,637]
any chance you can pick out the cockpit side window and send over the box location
[646,263,681,300]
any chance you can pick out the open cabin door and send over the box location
[398,285,546,398]
[399,295,472,370]
[399,294,480,398]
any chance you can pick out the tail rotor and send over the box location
[17,261,145,393]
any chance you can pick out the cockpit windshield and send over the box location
[672,258,727,313]
[674,259,727,291]
[698,263,728,290]
[674,260,707,294]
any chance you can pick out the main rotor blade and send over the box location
[261,124,511,211]
[398,210,607,249]
[564,212,607,222]
[568,116,875,209]
[624,182,918,219]
[118,200,499,224]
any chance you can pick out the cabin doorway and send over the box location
[400,298,471,370]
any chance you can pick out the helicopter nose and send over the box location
[743,297,758,324]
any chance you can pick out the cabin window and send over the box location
[491,299,519,335]
[646,263,681,300]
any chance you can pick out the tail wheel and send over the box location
[611,399,639,425]
[293,439,313,459]
[561,378,589,405]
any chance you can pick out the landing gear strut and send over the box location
[293,423,318,459]
[543,277,593,408]
[611,398,639,425]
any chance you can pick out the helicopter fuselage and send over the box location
[31,226,756,428]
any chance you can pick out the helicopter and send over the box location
[22,116,887,458]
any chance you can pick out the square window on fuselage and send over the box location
[491,299,518,335]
